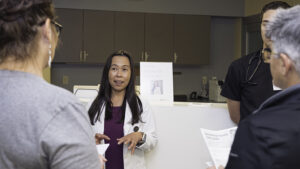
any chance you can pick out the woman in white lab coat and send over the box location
[88,50,158,169]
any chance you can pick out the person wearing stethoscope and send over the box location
[220,1,291,124]
[88,50,158,169]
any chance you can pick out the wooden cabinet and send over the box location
[174,15,210,65]
[115,12,174,63]
[53,9,83,63]
[83,10,114,63]
[145,13,174,62]
[53,9,114,64]
[53,9,210,65]
[115,12,145,64]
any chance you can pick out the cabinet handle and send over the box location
[141,52,144,61]
[145,52,149,62]
[84,50,88,62]
[80,50,83,62]
[174,52,178,63]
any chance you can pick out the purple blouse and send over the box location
[104,107,124,169]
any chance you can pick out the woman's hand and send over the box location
[117,132,143,154]
[95,133,110,144]
[206,166,225,169]
[98,154,107,169]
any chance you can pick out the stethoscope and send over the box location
[244,50,262,85]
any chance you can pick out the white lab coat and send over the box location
[93,98,158,169]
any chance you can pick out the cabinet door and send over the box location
[53,9,83,63]
[115,12,145,64]
[83,10,114,63]
[145,13,173,62]
[174,15,210,65]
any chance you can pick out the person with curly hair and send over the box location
[0,0,104,169]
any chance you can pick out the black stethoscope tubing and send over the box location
[245,50,262,85]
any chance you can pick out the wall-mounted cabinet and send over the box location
[174,15,210,65]
[145,13,174,62]
[54,9,83,63]
[53,8,211,65]
[83,10,114,63]
[115,12,145,63]
[53,9,114,63]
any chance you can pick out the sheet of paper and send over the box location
[200,127,237,167]
[140,62,174,104]
[273,84,281,91]
[73,85,99,110]
[96,144,109,155]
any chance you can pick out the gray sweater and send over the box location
[0,70,101,169]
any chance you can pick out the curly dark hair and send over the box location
[0,0,55,62]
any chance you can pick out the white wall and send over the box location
[53,0,245,17]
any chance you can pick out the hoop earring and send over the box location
[48,44,52,67]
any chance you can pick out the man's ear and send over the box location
[41,18,52,43]
[279,53,292,76]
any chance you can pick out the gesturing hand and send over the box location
[117,132,143,154]
[98,155,107,169]
[206,166,225,169]
[95,133,110,144]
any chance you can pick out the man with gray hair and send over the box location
[224,5,300,169]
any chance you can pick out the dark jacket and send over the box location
[226,84,300,169]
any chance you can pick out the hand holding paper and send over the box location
[206,166,225,169]
[201,127,237,167]
[98,154,107,169]
[96,144,109,169]
[96,144,109,155]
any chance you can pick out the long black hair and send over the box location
[88,50,143,125]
